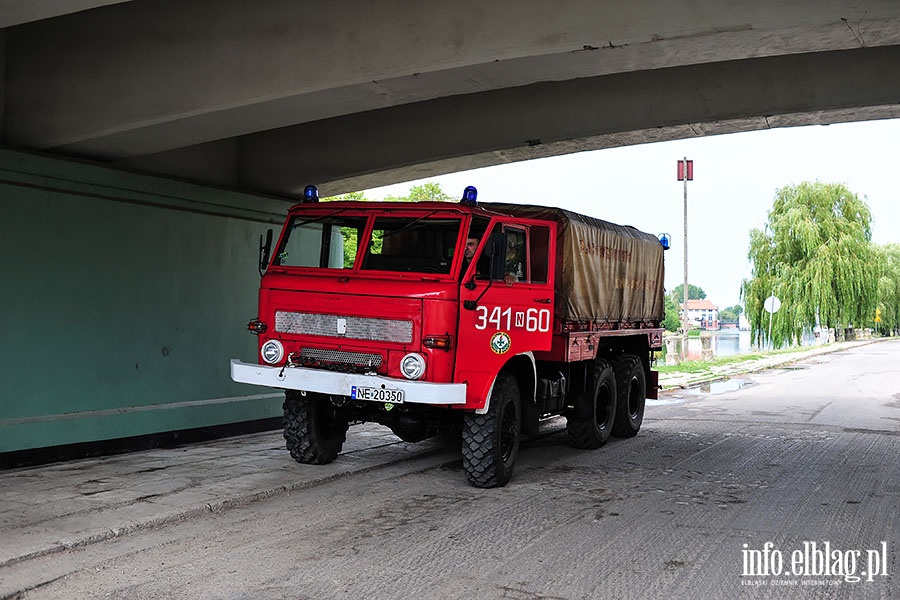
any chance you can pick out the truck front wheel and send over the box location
[567,359,617,449]
[462,372,521,488]
[283,391,349,465]
[610,354,646,438]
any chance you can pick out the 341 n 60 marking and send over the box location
[474,306,551,332]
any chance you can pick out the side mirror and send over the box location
[488,231,507,281]
[258,229,273,276]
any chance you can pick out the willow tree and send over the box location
[876,244,900,335]
[742,182,878,348]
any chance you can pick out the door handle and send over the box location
[533,298,552,304]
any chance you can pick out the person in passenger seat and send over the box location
[504,238,523,286]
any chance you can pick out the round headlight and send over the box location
[399,353,426,380]
[261,340,284,365]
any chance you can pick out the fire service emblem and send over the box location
[490,332,511,355]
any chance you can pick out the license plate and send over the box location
[351,385,405,403]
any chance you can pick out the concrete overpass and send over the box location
[3,1,900,198]
[1,1,899,459]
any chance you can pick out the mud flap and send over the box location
[647,370,659,399]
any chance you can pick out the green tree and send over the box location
[324,183,453,203]
[742,182,878,348]
[323,190,369,202]
[875,244,900,335]
[662,295,681,332]
[719,304,743,323]
[385,182,453,203]
[669,283,706,303]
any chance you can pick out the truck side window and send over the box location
[530,225,550,284]
[501,227,527,283]
[487,225,550,284]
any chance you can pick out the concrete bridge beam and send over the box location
[3,1,900,196]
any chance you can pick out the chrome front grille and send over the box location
[275,311,413,343]
[298,348,383,368]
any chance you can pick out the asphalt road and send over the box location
[10,340,900,599]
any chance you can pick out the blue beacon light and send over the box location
[658,233,671,250]
[303,185,320,203]
[460,185,478,205]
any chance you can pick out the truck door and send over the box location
[456,219,555,408]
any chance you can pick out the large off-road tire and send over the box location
[610,354,647,438]
[566,359,617,449]
[462,372,521,488]
[283,391,349,465]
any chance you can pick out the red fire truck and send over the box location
[231,185,666,487]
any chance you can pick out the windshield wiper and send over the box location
[290,209,344,230]
[381,211,441,238]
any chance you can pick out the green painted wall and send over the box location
[0,150,294,452]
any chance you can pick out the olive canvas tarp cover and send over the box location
[482,203,665,324]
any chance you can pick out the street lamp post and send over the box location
[763,223,780,351]
[767,290,775,350]
[766,224,772,350]
[677,158,693,357]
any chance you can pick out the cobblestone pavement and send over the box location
[0,338,885,593]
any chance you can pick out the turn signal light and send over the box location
[423,335,453,350]
[247,319,267,335]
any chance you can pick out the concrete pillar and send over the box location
[700,332,714,361]
[665,336,680,366]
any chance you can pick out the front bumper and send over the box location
[230,359,467,405]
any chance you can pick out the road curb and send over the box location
[658,338,885,391]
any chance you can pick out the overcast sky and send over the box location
[366,118,900,308]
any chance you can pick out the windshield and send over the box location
[361,217,462,274]
[274,215,367,269]
[272,212,465,274]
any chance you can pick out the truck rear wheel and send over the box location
[283,391,349,465]
[610,354,646,438]
[567,359,617,449]
[462,372,521,488]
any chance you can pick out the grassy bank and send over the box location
[654,344,815,375]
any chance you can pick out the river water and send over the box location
[702,329,751,357]
[679,329,820,359]
[678,330,745,360]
